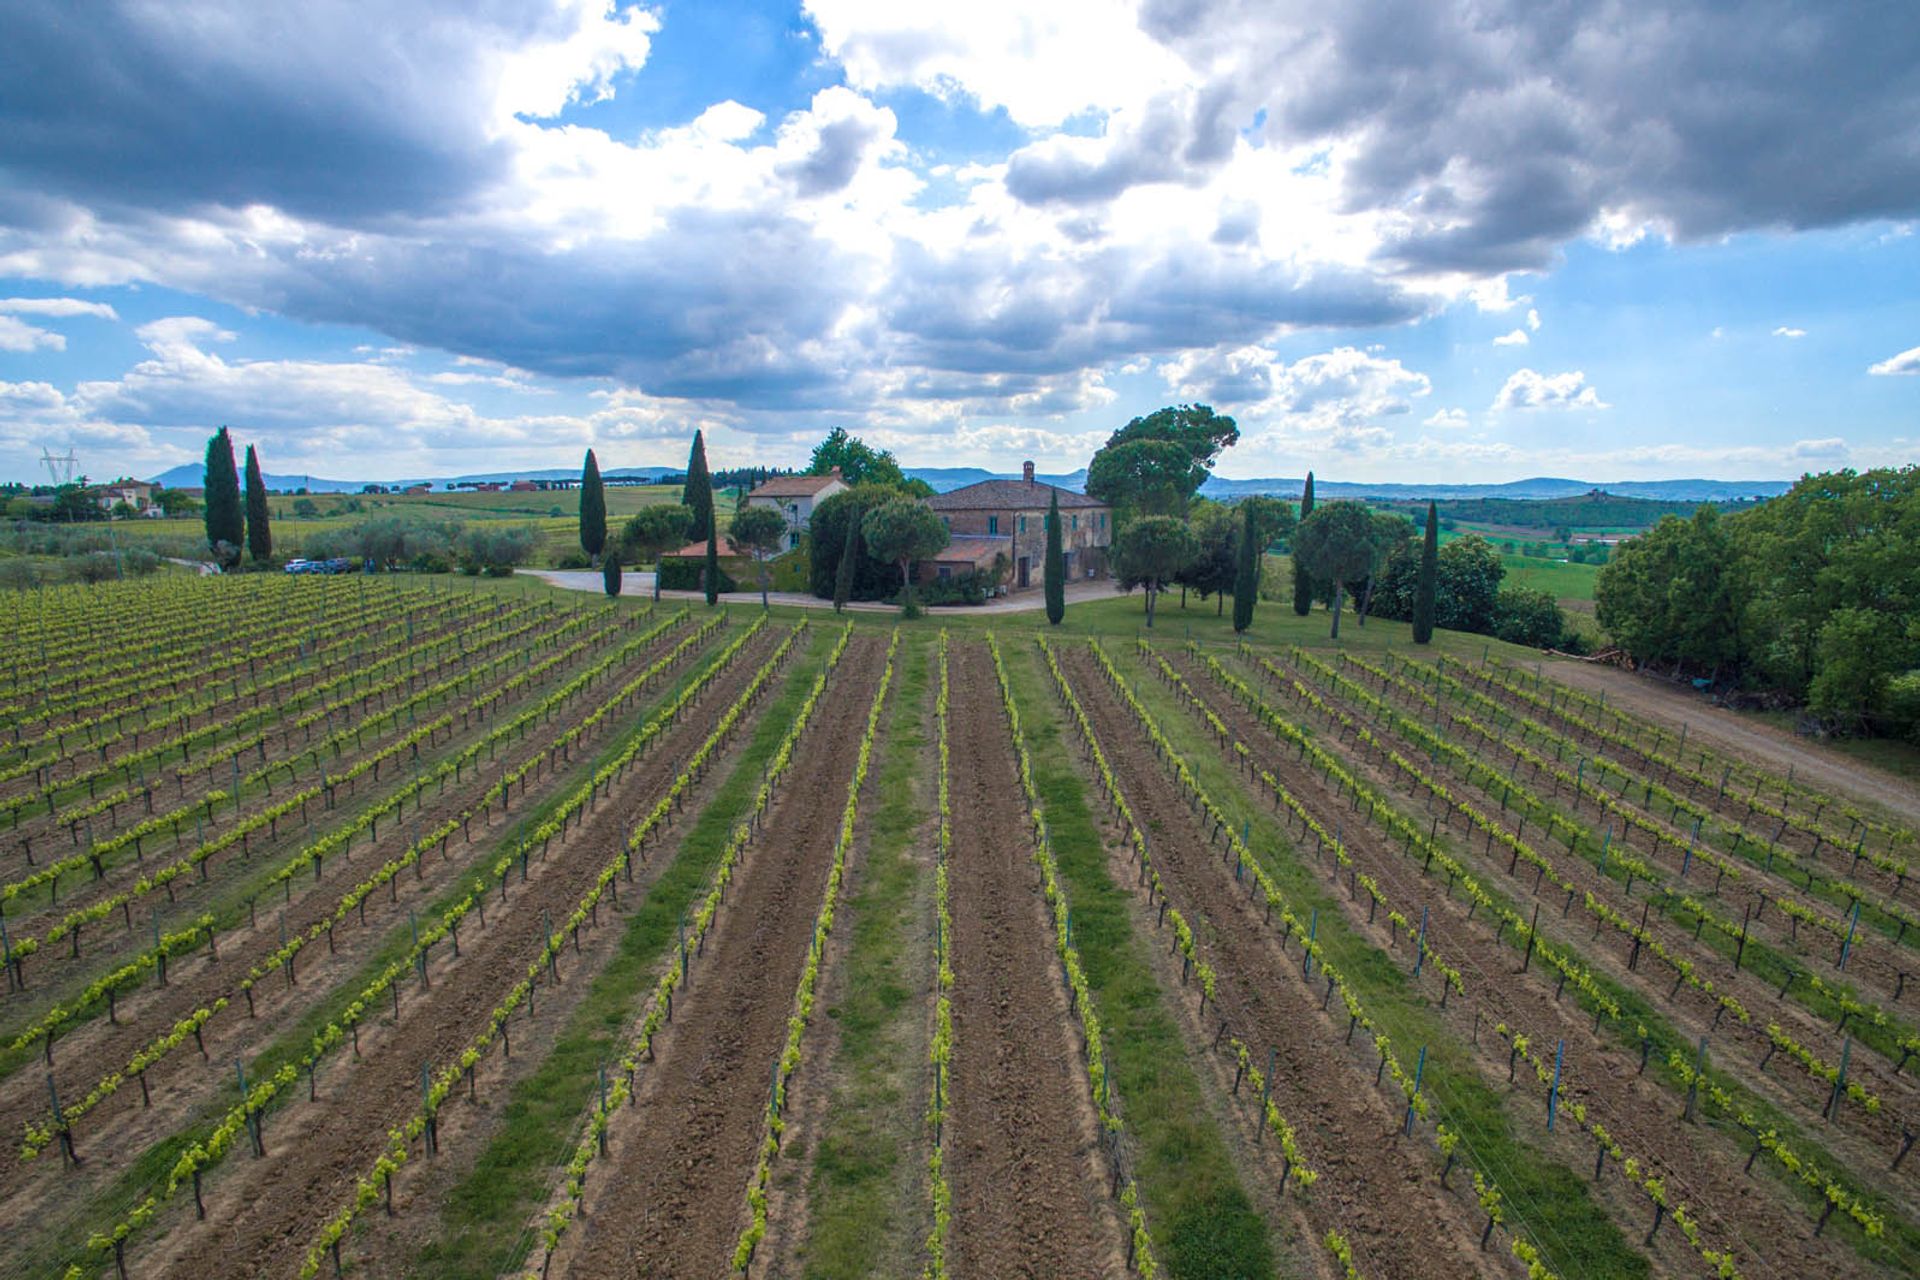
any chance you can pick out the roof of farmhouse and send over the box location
[927,478,1105,512]
[747,469,843,499]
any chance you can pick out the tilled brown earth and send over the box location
[125,624,784,1279]
[556,635,887,1280]
[1058,644,1481,1280]
[0,613,703,1221]
[945,641,1129,1280]
[1181,648,1882,1278]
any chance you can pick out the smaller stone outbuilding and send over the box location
[744,469,848,551]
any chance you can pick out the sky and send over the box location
[0,0,1916,486]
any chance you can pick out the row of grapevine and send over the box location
[1222,646,1896,1248]
[1136,642,1465,1000]
[298,617,806,1280]
[1037,641,1327,1199]
[924,632,953,1278]
[732,628,900,1271]
[988,634,1159,1277]
[71,616,782,1279]
[1104,641,1591,1277]
[522,620,856,1271]
[41,607,705,1154]
[1478,655,1913,863]
[1347,653,1920,1075]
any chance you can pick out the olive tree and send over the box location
[728,504,788,609]
[1113,515,1196,628]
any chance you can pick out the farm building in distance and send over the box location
[745,468,847,551]
[926,461,1111,589]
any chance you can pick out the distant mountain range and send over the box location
[149,461,1791,505]
[147,463,680,493]
[907,469,1791,503]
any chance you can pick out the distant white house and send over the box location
[743,469,847,550]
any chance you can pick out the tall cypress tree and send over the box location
[832,516,858,612]
[1291,471,1316,616]
[703,527,720,606]
[682,431,714,543]
[580,449,607,563]
[602,552,622,597]
[1044,490,1065,625]
[243,444,272,565]
[1413,500,1439,645]
[1232,500,1257,633]
[203,427,243,566]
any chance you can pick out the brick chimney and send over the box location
[1023,460,1035,485]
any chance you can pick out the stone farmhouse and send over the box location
[924,462,1112,590]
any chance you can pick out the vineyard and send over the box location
[1,574,1915,1280]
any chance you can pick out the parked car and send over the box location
[283,559,313,574]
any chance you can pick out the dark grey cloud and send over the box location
[1061,1,1920,270]
[781,114,886,196]
[0,1,638,221]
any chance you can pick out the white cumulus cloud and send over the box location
[1493,329,1529,346]
[1868,345,1920,376]
[1492,368,1608,411]
[1773,325,1806,338]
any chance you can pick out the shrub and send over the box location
[1492,585,1566,649]
[657,557,737,593]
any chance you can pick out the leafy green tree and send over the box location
[155,487,200,517]
[682,431,714,544]
[729,504,788,609]
[1492,586,1565,648]
[291,497,320,519]
[619,503,691,601]
[1044,489,1065,625]
[1175,500,1236,613]
[1413,501,1438,644]
[1292,472,1315,616]
[1435,535,1505,634]
[602,553,622,597]
[861,498,949,610]
[1292,501,1382,639]
[1104,404,1240,469]
[203,427,244,567]
[1353,511,1414,626]
[808,483,910,601]
[244,444,272,565]
[1086,438,1208,520]
[833,515,859,613]
[580,449,607,563]
[1232,500,1258,633]
[458,525,535,577]
[1112,515,1195,627]
[808,427,909,488]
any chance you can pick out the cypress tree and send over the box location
[1413,500,1439,645]
[1291,470,1315,616]
[1232,500,1257,633]
[682,431,714,543]
[602,552,622,597]
[580,449,607,563]
[703,521,720,606]
[243,444,272,565]
[203,427,243,566]
[832,516,858,612]
[1044,490,1065,625]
